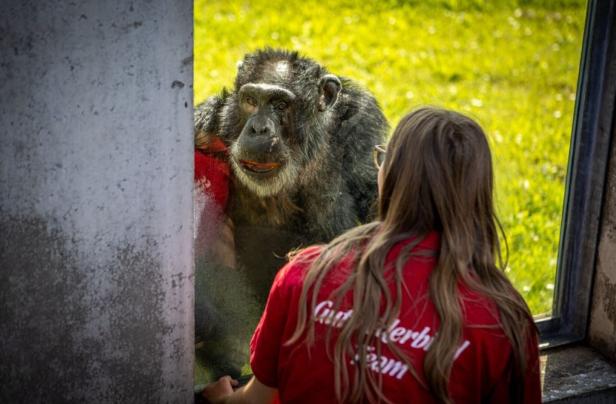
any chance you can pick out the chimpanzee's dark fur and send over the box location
[194,49,387,380]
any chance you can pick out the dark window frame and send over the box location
[538,0,616,348]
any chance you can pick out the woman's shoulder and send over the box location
[274,245,325,287]
[292,245,325,262]
[458,285,504,327]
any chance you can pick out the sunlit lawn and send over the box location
[194,0,587,316]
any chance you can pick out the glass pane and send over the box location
[194,0,587,383]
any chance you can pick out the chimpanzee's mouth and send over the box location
[239,159,282,175]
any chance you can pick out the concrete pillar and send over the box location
[589,122,616,361]
[0,1,194,402]
[587,0,616,363]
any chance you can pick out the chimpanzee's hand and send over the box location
[201,375,239,403]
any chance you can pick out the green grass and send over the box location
[195,0,587,316]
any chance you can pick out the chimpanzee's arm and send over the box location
[195,89,229,149]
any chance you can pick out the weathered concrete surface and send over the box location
[0,1,194,402]
[589,116,616,362]
[542,345,616,403]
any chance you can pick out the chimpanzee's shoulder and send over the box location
[335,78,388,130]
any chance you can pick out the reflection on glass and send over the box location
[194,0,587,384]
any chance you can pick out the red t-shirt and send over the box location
[250,232,541,403]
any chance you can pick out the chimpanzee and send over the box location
[194,48,387,381]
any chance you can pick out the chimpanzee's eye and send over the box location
[245,96,257,107]
[275,100,288,111]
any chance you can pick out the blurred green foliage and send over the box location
[194,0,587,316]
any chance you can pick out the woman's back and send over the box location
[250,232,540,403]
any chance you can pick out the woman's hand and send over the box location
[202,376,239,403]
[201,375,277,404]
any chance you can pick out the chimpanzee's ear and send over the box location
[318,74,341,111]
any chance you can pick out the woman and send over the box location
[203,107,541,403]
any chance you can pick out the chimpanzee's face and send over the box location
[229,82,300,197]
[228,69,341,197]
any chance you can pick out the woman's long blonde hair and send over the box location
[286,107,536,403]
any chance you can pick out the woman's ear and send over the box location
[318,74,341,111]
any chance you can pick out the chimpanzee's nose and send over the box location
[250,117,273,136]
